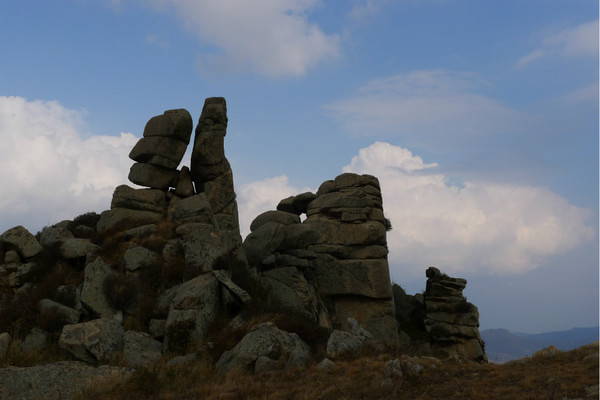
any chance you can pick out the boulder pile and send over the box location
[0,97,487,398]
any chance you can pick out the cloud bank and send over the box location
[343,142,595,277]
[0,96,136,234]
[149,0,341,77]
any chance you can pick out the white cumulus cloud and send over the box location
[343,142,596,277]
[0,96,137,234]
[148,0,341,77]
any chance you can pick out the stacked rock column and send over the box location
[423,266,487,362]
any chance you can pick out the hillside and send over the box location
[482,327,599,363]
[73,341,598,400]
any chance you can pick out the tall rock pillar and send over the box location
[191,97,242,252]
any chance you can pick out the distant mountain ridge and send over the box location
[482,326,599,363]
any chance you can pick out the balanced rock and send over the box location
[423,267,486,362]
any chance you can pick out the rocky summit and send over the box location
[0,97,487,399]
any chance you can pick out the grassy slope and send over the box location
[78,342,599,400]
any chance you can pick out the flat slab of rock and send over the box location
[0,361,133,400]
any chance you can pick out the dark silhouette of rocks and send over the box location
[0,97,487,398]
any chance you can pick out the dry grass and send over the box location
[74,342,599,400]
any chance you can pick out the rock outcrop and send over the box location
[0,96,487,395]
[423,267,487,362]
[243,173,399,347]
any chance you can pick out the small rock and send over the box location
[384,359,403,378]
[317,358,336,370]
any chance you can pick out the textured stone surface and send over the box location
[143,109,193,143]
[80,258,120,320]
[172,194,215,225]
[59,318,125,364]
[60,238,98,259]
[96,208,163,236]
[1,226,43,259]
[128,162,177,190]
[216,322,311,373]
[174,166,195,197]
[250,210,300,232]
[326,318,375,359]
[176,223,224,274]
[423,267,486,362]
[129,136,188,169]
[0,362,133,400]
[123,330,163,368]
[37,298,81,326]
[111,185,168,213]
[38,224,75,247]
[262,267,318,320]
[165,274,220,353]
[242,172,399,347]
[124,244,161,272]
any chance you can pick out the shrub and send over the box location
[103,273,140,312]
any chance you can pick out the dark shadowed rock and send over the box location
[143,108,193,143]
[174,166,195,197]
[123,330,163,368]
[111,185,168,213]
[59,318,125,364]
[0,362,133,400]
[129,136,188,169]
[128,162,178,190]
[215,322,311,373]
[1,226,42,259]
[250,210,300,232]
[165,274,220,353]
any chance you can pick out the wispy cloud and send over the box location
[145,0,341,77]
[325,70,527,150]
[346,0,390,20]
[517,19,599,68]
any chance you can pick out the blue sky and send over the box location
[0,0,597,333]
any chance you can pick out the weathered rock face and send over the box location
[59,318,125,364]
[423,267,487,362]
[243,172,399,347]
[215,322,312,374]
[0,96,488,386]
[128,108,193,188]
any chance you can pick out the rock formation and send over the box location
[423,267,487,362]
[243,173,399,347]
[0,96,487,398]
